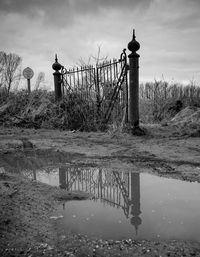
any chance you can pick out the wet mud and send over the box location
[0,125,200,256]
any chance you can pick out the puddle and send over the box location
[51,170,200,241]
[1,151,200,241]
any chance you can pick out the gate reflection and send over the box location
[59,167,142,233]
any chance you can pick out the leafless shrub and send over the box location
[139,80,200,123]
[34,72,45,90]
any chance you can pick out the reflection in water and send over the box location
[5,158,200,241]
[58,167,142,234]
[130,173,142,234]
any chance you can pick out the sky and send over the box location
[1,0,200,90]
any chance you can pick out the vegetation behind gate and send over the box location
[0,80,200,131]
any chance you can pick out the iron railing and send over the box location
[61,49,128,124]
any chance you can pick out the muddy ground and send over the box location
[0,124,200,256]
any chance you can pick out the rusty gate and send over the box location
[60,49,128,124]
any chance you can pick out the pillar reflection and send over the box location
[130,172,142,234]
[59,167,67,189]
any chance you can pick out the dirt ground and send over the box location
[0,124,200,256]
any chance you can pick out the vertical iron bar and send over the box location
[73,68,76,90]
[77,67,79,90]
[69,70,72,87]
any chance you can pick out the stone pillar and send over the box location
[52,54,62,101]
[128,30,144,135]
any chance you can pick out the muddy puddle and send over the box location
[1,150,200,241]
[52,170,200,241]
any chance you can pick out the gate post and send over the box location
[128,30,144,135]
[52,54,62,101]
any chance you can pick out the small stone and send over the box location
[47,245,53,250]
[50,215,63,219]
[38,243,48,249]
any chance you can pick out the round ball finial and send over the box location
[52,54,62,71]
[128,29,140,53]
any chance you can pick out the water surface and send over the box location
[50,168,200,241]
[1,152,200,241]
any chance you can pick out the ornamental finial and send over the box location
[133,29,135,39]
[128,29,140,53]
[52,54,62,72]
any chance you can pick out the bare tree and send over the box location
[0,52,6,88]
[34,72,45,90]
[0,51,22,95]
[75,46,109,119]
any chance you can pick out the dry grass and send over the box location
[139,80,200,123]
[0,89,98,131]
[0,80,200,135]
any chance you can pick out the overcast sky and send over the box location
[1,0,200,89]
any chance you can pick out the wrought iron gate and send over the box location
[60,49,128,124]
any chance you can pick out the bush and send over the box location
[139,80,200,123]
[0,89,98,131]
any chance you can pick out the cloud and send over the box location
[0,0,153,27]
[0,0,68,15]
[0,0,152,14]
[146,0,200,31]
[1,0,200,86]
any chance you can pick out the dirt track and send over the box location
[0,125,200,256]
[1,125,199,182]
